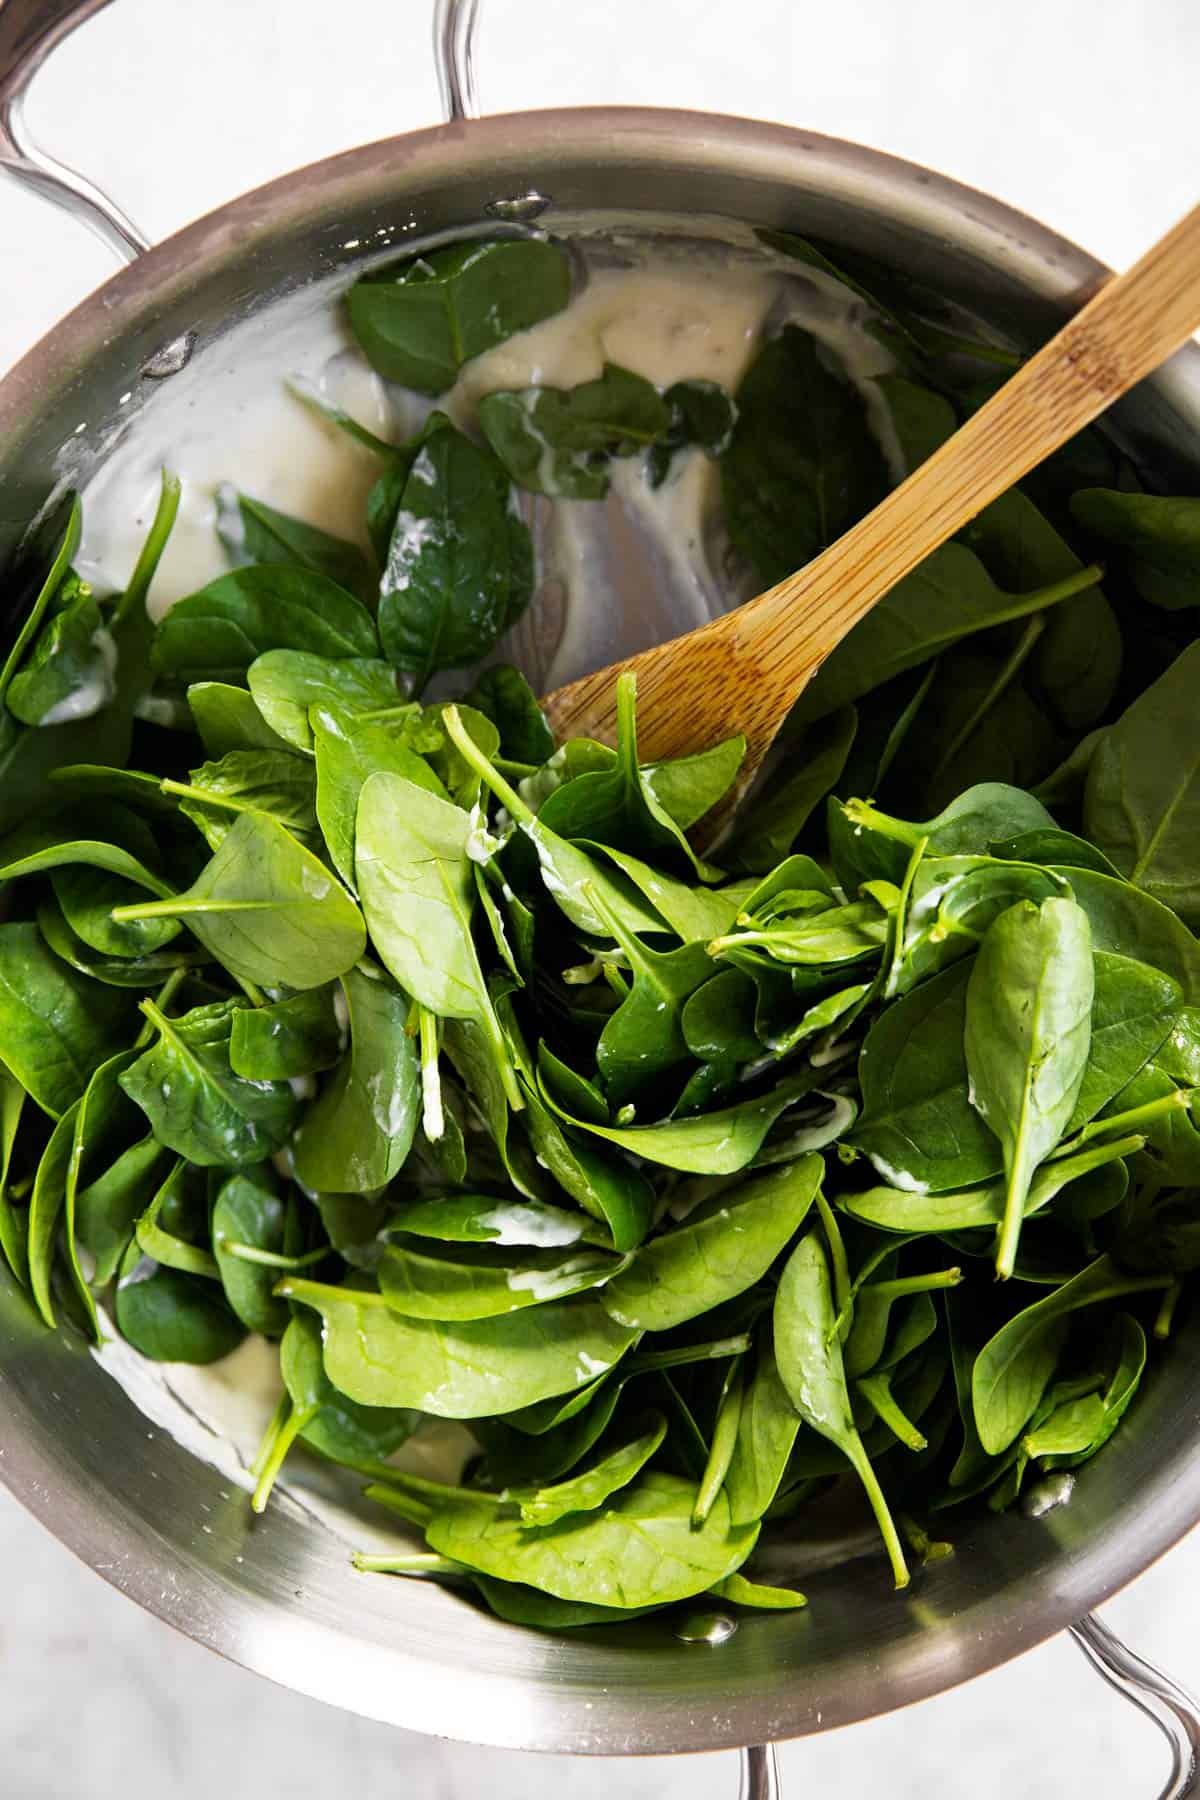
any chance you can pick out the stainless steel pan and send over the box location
[2,5,1200,1794]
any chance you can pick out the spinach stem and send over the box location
[626,1334,751,1373]
[931,615,1044,782]
[815,1192,853,1339]
[116,470,181,625]
[845,1432,910,1589]
[860,1269,963,1303]
[351,1552,466,1577]
[250,1391,292,1480]
[362,1481,435,1528]
[159,778,261,816]
[855,1372,928,1451]
[418,1006,445,1142]
[1055,1088,1195,1157]
[442,705,533,824]
[1155,1281,1182,1341]
[692,1355,744,1525]
[219,1241,328,1271]
[250,1400,314,1514]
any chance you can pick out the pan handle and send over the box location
[1072,1612,1200,1798]
[735,1613,1200,1799]
[0,0,148,260]
[0,0,480,264]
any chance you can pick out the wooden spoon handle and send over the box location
[544,200,1200,763]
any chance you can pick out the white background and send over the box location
[2,2,1200,1794]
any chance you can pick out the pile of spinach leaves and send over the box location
[0,229,1197,1632]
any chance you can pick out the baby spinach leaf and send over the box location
[355,772,518,1107]
[75,1133,174,1287]
[588,845,748,943]
[1082,643,1200,928]
[250,1311,420,1509]
[643,735,747,831]
[134,1161,220,1280]
[710,895,890,968]
[347,237,571,393]
[442,708,666,939]
[211,1171,294,1337]
[462,665,554,767]
[114,1238,245,1363]
[386,1192,596,1248]
[693,1356,745,1524]
[378,1239,624,1321]
[377,421,533,691]
[219,489,370,598]
[541,1068,819,1175]
[601,1156,821,1331]
[709,1572,807,1610]
[152,565,378,683]
[0,812,173,898]
[426,1471,757,1609]
[187,681,292,756]
[837,783,1056,884]
[587,887,716,1107]
[853,960,1000,1194]
[291,965,419,1193]
[972,1254,1170,1454]
[721,324,888,589]
[120,997,300,1167]
[247,652,401,752]
[7,578,116,727]
[1070,489,1200,610]
[278,1277,637,1415]
[164,749,317,850]
[229,986,342,1081]
[478,363,672,499]
[311,701,447,890]
[542,673,724,879]
[964,898,1094,1277]
[0,1068,28,1286]
[0,491,83,711]
[112,811,366,991]
[723,1339,802,1525]
[798,546,1102,724]
[520,1082,655,1252]
[513,1412,668,1527]
[841,1133,1142,1236]
[773,1232,909,1587]
[681,968,762,1064]
[1068,952,1180,1128]
[0,922,134,1118]
[989,828,1119,877]
[646,379,736,488]
[26,1098,83,1329]
[732,706,857,874]
[36,897,200,990]
[1051,866,1200,1004]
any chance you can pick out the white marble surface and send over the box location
[2,2,1200,1794]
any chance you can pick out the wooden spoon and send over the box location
[542,201,1200,791]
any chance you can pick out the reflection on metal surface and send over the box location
[486,190,554,224]
[738,1745,780,1800]
[674,1610,739,1646]
[432,0,481,123]
[140,331,197,381]
[1022,1471,1076,1518]
[1072,1613,1200,1800]
[0,0,149,260]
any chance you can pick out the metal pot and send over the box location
[2,5,1200,1795]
